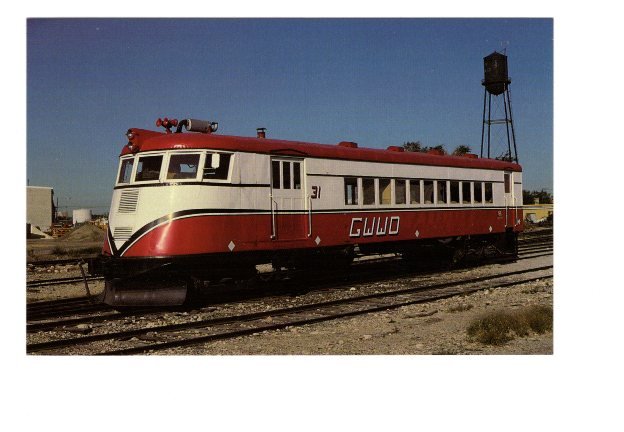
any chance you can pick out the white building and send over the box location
[27,186,54,232]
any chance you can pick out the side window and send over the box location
[204,153,232,180]
[344,177,358,205]
[293,162,301,189]
[409,180,421,204]
[395,180,406,205]
[485,182,493,203]
[271,160,281,189]
[504,173,511,194]
[474,182,483,203]
[117,158,134,184]
[135,155,163,182]
[167,154,200,180]
[379,178,391,205]
[436,180,447,204]
[462,182,471,204]
[450,181,460,204]
[363,178,375,205]
[282,162,292,189]
[271,160,301,189]
[423,180,434,204]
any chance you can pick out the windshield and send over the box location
[135,155,163,182]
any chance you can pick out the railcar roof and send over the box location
[121,130,522,172]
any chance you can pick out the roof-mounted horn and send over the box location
[175,118,219,134]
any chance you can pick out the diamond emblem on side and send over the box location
[315,236,321,245]
[228,241,236,251]
[488,226,493,233]
[415,230,420,238]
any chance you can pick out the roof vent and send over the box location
[338,141,358,148]
[387,146,404,152]
[257,128,266,138]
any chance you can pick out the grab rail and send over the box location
[504,195,508,226]
[308,195,312,237]
[270,196,277,239]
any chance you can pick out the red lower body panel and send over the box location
[120,208,523,257]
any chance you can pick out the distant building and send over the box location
[27,186,54,232]
[524,198,554,223]
[73,208,92,225]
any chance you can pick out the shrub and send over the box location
[466,305,552,345]
[522,305,553,334]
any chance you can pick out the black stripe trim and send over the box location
[107,226,119,256]
[114,182,270,190]
[116,208,262,256]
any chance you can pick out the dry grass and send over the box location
[448,303,474,313]
[467,305,553,345]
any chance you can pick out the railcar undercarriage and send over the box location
[91,231,518,307]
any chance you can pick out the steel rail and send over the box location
[27,264,553,354]
[102,273,554,355]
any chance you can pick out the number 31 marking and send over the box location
[311,186,321,199]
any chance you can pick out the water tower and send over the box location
[480,51,518,162]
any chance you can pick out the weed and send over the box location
[448,303,474,313]
[522,305,553,334]
[522,286,542,294]
[467,305,553,345]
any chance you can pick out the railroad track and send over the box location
[26,258,94,267]
[26,231,553,326]
[27,263,553,355]
[27,275,103,289]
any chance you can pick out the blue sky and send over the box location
[27,18,552,212]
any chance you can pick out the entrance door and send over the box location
[270,158,306,240]
[504,171,515,227]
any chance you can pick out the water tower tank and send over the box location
[482,51,510,96]
[73,208,92,225]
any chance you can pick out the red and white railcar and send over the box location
[98,118,523,306]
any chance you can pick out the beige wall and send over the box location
[523,204,553,222]
[27,187,54,231]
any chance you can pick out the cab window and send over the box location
[117,158,134,184]
[135,155,163,182]
[167,154,200,180]
[204,153,232,180]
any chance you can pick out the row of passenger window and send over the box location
[344,177,494,206]
[117,152,232,184]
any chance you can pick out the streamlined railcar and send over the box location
[97,117,523,306]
